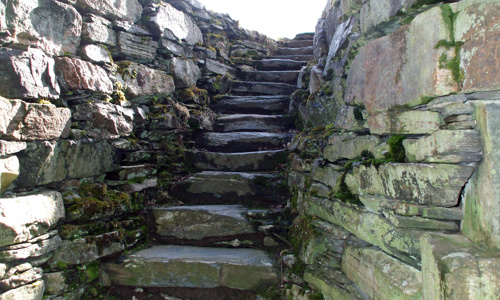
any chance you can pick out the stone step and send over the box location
[277,46,314,56]
[170,171,287,206]
[192,149,287,171]
[152,205,267,241]
[255,59,307,71]
[231,81,296,95]
[211,95,290,115]
[294,32,315,40]
[101,245,279,290]
[267,55,313,62]
[215,114,293,132]
[240,70,299,85]
[196,131,291,152]
[284,39,314,48]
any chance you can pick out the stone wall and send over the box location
[287,0,500,299]
[0,0,276,298]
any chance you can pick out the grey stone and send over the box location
[0,98,71,141]
[159,38,193,58]
[216,114,291,132]
[323,132,382,162]
[232,81,296,96]
[211,95,289,115]
[55,57,113,94]
[3,0,81,56]
[0,280,44,300]
[0,48,60,99]
[384,210,459,232]
[422,207,463,221]
[360,0,416,36]
[112,32,158,62]
[169,58,201,88]
[323,17,356,77]
[254,59,307,71]
[81,14,116,46]
[368,111,444,135]
[78,44,112,64]
[342,245,422,300]
[308,65,325,94]
[74,0,142,23]
[0,234,61,262]
[0,264,42,290]
[404,130,483,163]
[346,163,475,207]
[153,205,261,240]
[0,141,26,156]
[148,3,203,46]
[0,156,19,191]
[198,132,290,152]
[101,245,278,290]
[310,162,343,192]
[334,106,367,131]
[73,102,135,139]
[0,191,64,247]
[193,150,286,172]
[48,231,124,267]
[205,59,236,76]
[114,20,152,36]
[442,102,475,117]
[117,63,175,101]
[359,194,399,214]
[241,71,299,85]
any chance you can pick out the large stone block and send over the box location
[0,97,71,141]
[0,191,64,247]
[15,139,116,187]
[342,245,422,300]
[73,102,134,139]
[169,57,201,88]
[346,163,474,207]
[3,0,81,56]
[148,3,203,46]
[421,233,500,300]
[368,111,443,135]
[112,32,158,62]
[323,132,382,162]
[360,0,417,35]
[345,7,457,113]
[0,280,44,300]
[0,232,61,262]
[0,156,19,191]
[463,102,500,249]
[55,57,113,94]
[118,63,175,100]
[74,0,142,23]
[404,130,482,163]
[0,48,60,99]
[456,0,500,92]
[81,14,116,46]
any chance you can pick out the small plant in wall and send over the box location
[38,98,51,105]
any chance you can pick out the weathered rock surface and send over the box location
[15,139,115,187]
[342,245,422,299]
[368,111,443,135]
[360,0,416,36]
[0,48,60,99]
[119,63,175,100]
[345,163,475,207]
[0,98,71,141]
[3,0,82,56]
[0,191,64,247]
[216,114,292,132]
[101,245,278,290]
[78,44,112,64]
[198,132,290,152]
[345,7,457,113]
[193,150,286,172]
[232,81,296,95]
[153,205,262,240]
[404,130,483,163]
[0,264,43,290]
[74,0,142,23]
[81,14,116,46]
[211,96,290,115]
[55,57,113,94]
[204,59,236,76]
[148,3,203,46]
[0,141,26,156]
[73,102,134,139]
[0,280,44,300]
[0,233,61,262]
[169,58,201,88]
[323,133,382,162]
[254,59,307,71]
[112,32,158,62]
[0,156,19,191]
[241,71,299,85]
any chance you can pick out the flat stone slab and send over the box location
[266,55,312,61]
[153,205,266,240]
[215,114,293,132]
[285,40,314,48]
[171,171,287,206]
[197,132,291,152]
[255,59,307,71]
[211,96,289,115]
[240,71,299,85]
[192,150,286,171]
[232,81,296,95]
[101,245,278,290]
[277,46,314,56]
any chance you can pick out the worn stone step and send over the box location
[192,150,287,172]
[231,81,297,95]
[240,70,299,85]
[215,114,293,132]
[255,59,307,71]
[294,32,315,40]
[101,245,279,290]
[211,95,290,115]
[152,205,267,241]
[267,55,313,62]
[170,171,287,206]
[284,39,314,48]
[196,132,291,152]
[277,46,314,56]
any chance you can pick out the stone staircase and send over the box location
[101,33,314,298]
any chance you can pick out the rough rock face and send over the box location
[74,0,143,23]
[81,14,117,46]
[73,102,134,139]
[55,57,113,94]
[0,98,71,141]
[148,3,203,45]
[0,48,60,99]
[112,32,158,62]
[169,57,201,88]
[3,0,82,56]
[119,63,176,100]
[0,156,19,191]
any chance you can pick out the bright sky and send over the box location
[197,0,327,40]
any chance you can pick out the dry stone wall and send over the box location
[287,0,500,299]
[0,0,276,299]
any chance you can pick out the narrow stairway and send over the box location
[101,33,314,298]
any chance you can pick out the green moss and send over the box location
[387,135,407,163]
[331,172,360,205]
[289,215,318,254]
